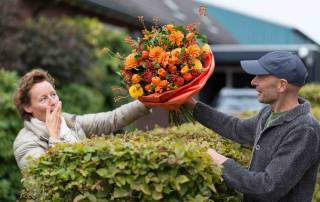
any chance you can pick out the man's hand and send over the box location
[46,101,62,139]
[207,148,228,166]
[183,98,198,111]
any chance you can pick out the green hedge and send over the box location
[0,69,22,202]
[20,123,251,201]
[300,83,320,107]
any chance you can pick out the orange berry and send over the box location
[141,50,149,59]
[183,73,193,81]
[174,77,184,86]
[144,84,151,92]
[151,76,161,86]
[168,65,177,73]
[180,65,189,74]
[131,74,141,83]
[157,68,167,78]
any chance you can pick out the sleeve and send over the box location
[221,127,319,201]
[14,139,46,169]
[193,101,259,146]
[76,100,151,135]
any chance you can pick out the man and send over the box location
[13,69,151,169]
[184,51,320,202]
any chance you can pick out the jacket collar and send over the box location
[24,113,76,139]
[262,97,310,129]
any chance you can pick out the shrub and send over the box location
[20,123,250,201]
[300,83,320,107]
[59,83,105,115]
[0,69,23,202]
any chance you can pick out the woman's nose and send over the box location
[48,96,57,106]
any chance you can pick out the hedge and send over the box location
[19,123,251,201]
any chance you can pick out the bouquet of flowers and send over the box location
[121,22,215,125]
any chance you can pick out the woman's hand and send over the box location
[46,101,62,139]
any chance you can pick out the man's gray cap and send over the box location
[240,51,308,86]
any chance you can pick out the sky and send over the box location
[197,0,320,44]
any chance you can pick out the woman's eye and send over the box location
[40,97,47,102]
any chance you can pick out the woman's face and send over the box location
[24,81,60,122]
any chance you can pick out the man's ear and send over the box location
[279,79,289,93]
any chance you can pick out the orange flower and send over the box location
[151,76,161,86]
[186,44,201,58]
[149,47,165,60]
[124,53,138,70]
[168,65,177,73]
[166,24,174,32]
[186,32,194,41]
[157,68,167,78]
[131,74,141,84]
[158,51,169,67]
[141,50,149,59]
[160,80,169,88]
[168,30,184,46]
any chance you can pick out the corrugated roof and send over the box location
[204,4,317,45]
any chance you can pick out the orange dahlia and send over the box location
[149,46,164,60]
[124,53,138,70]
[186,44,201,58]
[168,30,184,46]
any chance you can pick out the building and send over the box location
[198,3,320,105]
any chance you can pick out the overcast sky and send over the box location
[197,0,320,44]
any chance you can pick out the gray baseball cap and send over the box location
[240,51,308,86]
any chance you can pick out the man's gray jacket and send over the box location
[193,98,320,202]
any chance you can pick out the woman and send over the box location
[13,69,151,169]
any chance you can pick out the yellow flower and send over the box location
[192,58,203,69]
[129,84,144,99]
[201,43,211,55]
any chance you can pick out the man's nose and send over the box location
[251,76,258,87]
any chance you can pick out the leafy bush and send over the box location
[0,69,22,202]
[59,83,105,115]
[20,123,250,201]
[18,17,94,85]
[300,83,320,107]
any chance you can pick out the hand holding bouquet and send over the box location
[121,22,215,125]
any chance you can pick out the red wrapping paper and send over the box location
[139,51,215,110]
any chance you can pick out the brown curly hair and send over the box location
[14,69,55,121]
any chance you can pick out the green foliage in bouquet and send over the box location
[20,123,250,201]
[0,69,23,202]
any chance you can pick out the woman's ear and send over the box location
[23,105,32,114]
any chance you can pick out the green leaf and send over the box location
[113,187,130,198]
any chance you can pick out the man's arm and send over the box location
[185,98,259,146]
[220,127,319,201]
[76,100,151,136]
